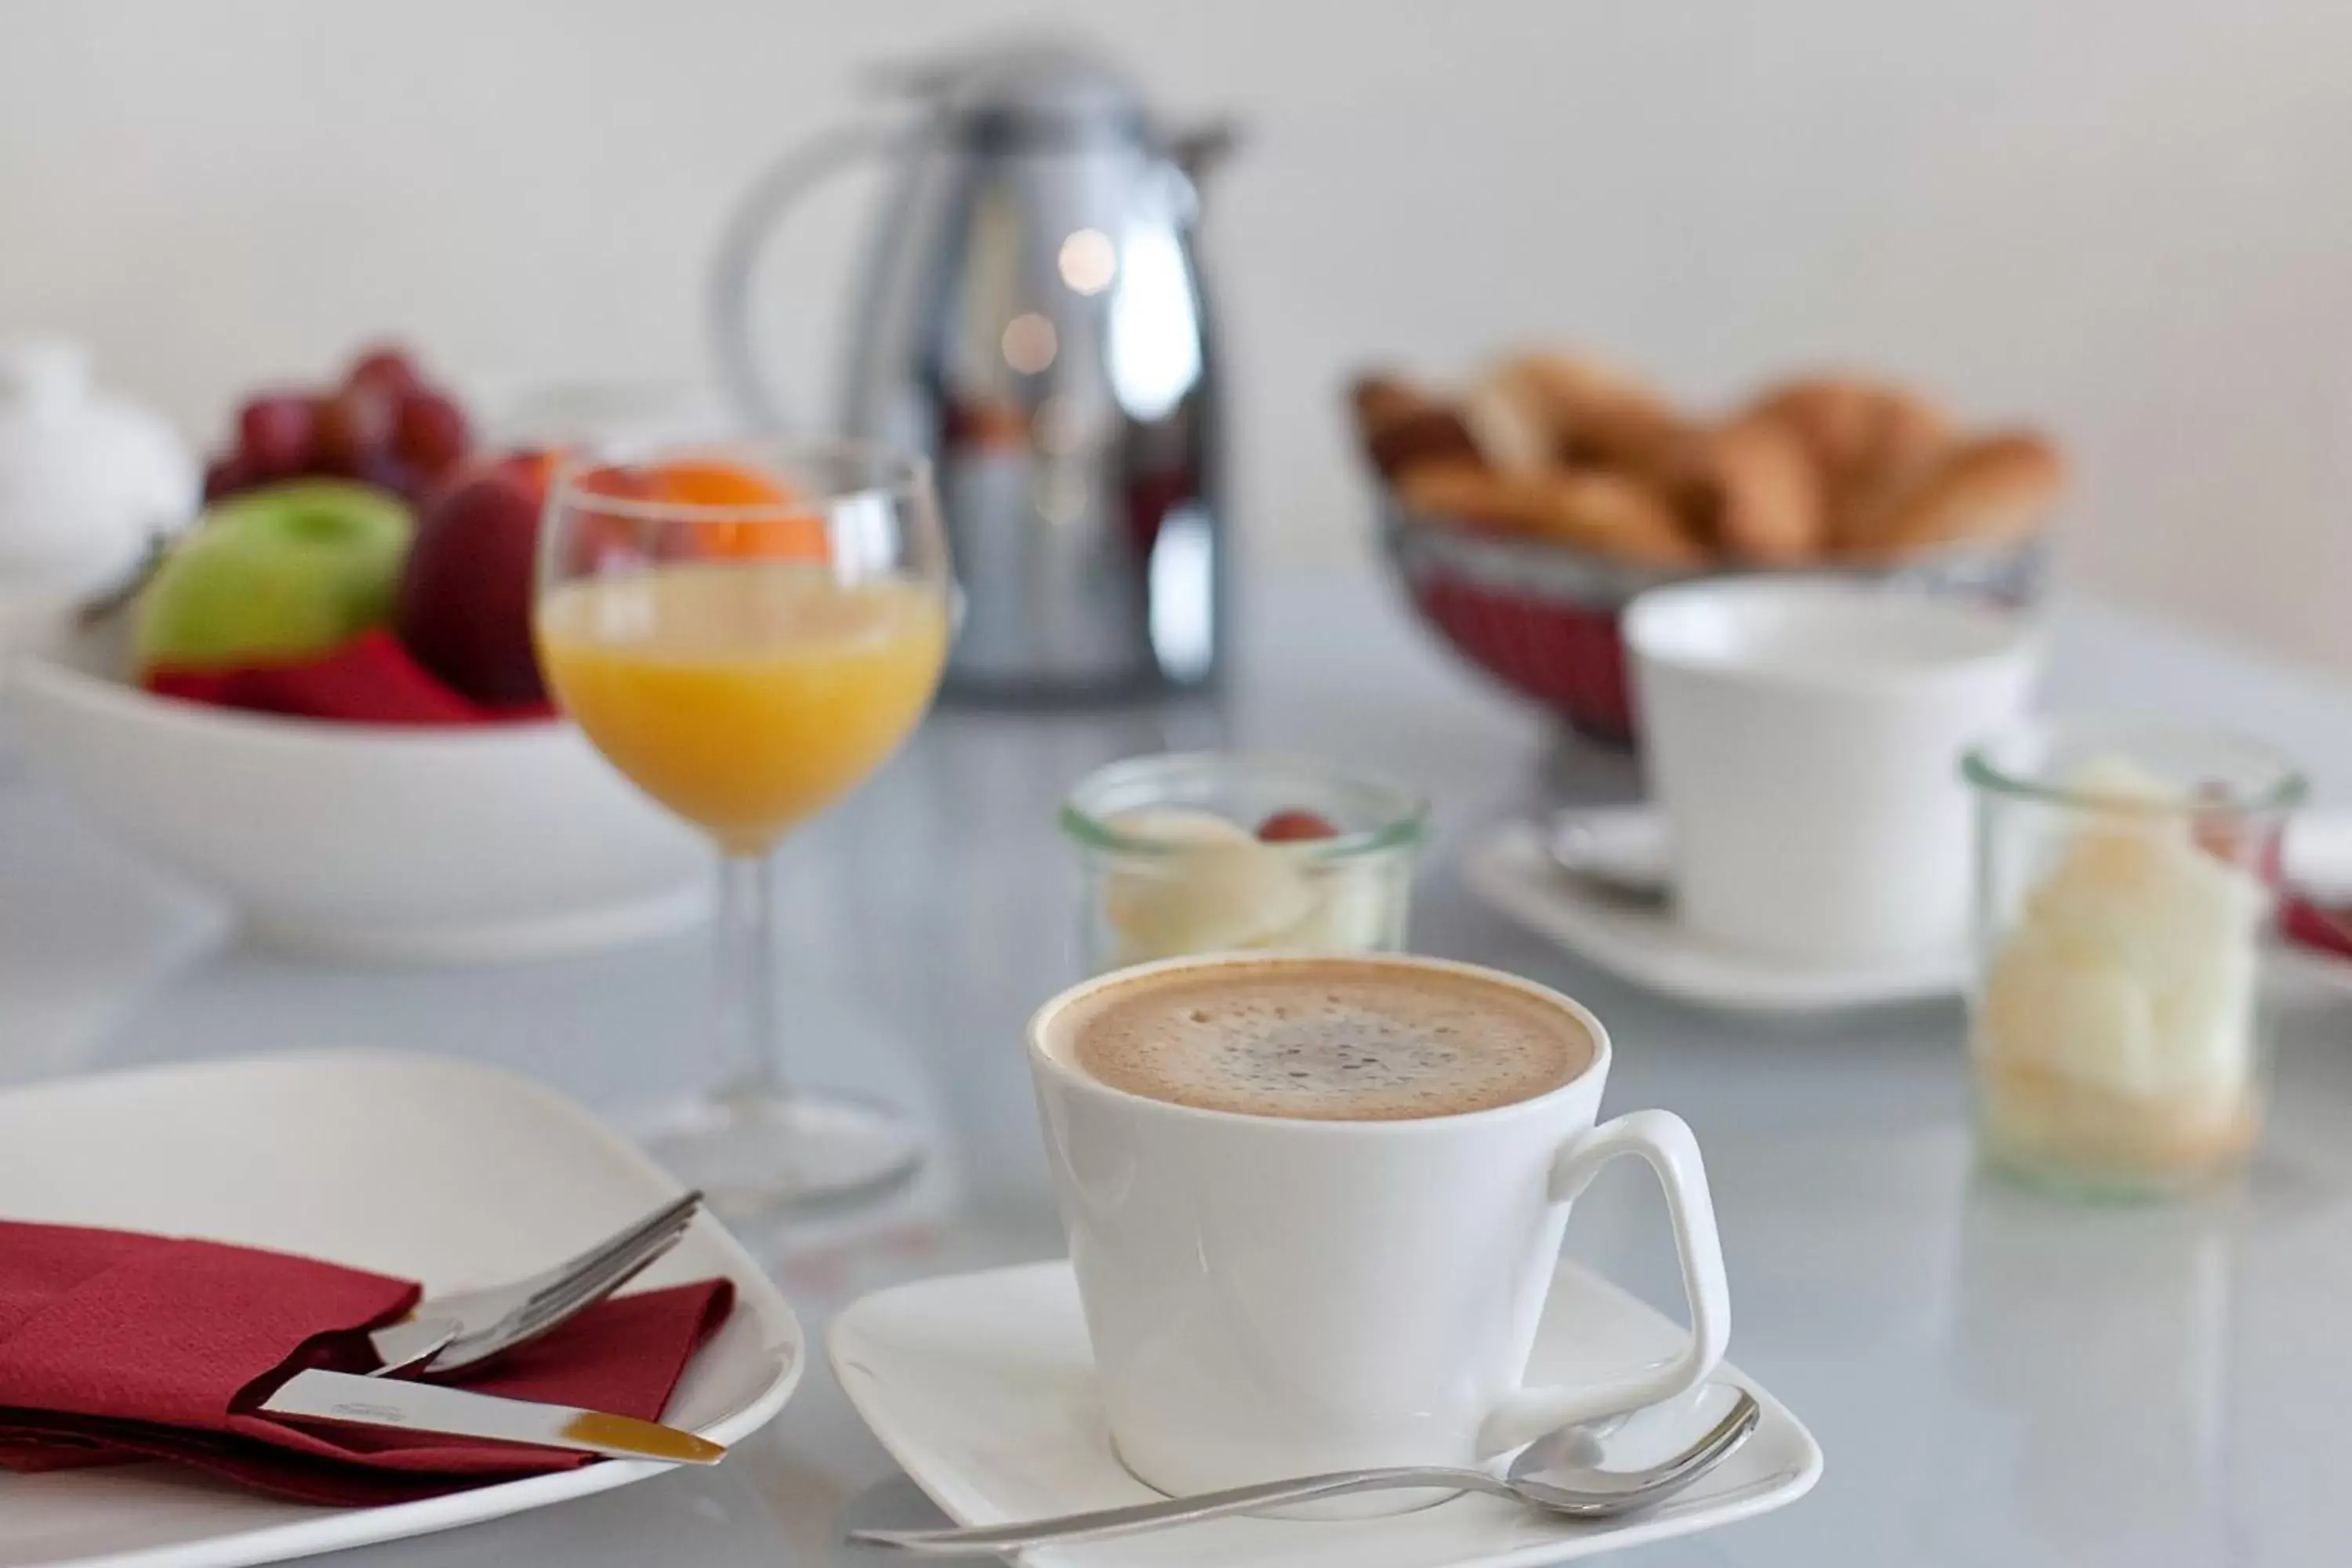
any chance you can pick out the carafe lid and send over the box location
[882,39,1149,145]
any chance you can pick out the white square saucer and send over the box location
[828,1259,1822,1568]
[1465,819,1967,1015]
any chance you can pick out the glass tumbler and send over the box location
[1060,753,1429,975]
[1962,719,2307,1199]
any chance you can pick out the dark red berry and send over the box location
[201,453,256,504]
[1258,808,1342,842]
[348,450,426,506]
[313,386,397,471]
[392,388,471,475]
[235,392,316,477]
[345,345,423,399]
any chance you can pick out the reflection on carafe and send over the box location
[1926,1176,2241,1566]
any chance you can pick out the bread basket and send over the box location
[1376,494,2046,746]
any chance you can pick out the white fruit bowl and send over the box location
[3,621,710,963]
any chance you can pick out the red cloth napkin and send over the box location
[0,1219,731,1505]
[2284,893,2352,961]
[143,630,555,727]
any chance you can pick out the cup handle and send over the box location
[1477,1109,1731,1455]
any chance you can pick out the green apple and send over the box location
[133,480,413,673]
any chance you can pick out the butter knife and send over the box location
[260,1369,724,1465]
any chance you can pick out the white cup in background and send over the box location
[1625,579,2040,964]
[1027,953,1730,1506]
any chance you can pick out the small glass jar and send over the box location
[1962,720,2307,1199]
[1059,752,1429,975]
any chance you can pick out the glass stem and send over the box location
[715,850,783,1105]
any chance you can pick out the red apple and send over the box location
[392,451,554,706]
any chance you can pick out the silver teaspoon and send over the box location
[851,1382,1760,1555]
[1546,805,1671,905]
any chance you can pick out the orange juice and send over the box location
[537,564,949,852]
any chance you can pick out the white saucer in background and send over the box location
[2270,809,2352,995]
[0,1052,804,1568]
[829,1259,1821,1568]
[1473,805,2352,1014]
[1464,818,1970,1016]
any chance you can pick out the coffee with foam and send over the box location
[1049,958,1592,1121]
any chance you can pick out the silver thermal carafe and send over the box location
[713,40,1232,704]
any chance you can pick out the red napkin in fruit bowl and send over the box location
[143,630,555,728]
[0,1219,731,1505]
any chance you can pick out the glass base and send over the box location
[642,1089,923,1224]
[1975,1121,2250,1204]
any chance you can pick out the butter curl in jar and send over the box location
[1962,722,2306,1198]
[1060,753,1428,976]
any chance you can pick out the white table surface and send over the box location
[5,571,2350,1568]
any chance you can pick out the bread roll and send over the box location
[1460,367,1558,475]
[1351,373,1432,434]
[1846,430,2063,556]
[1395,461,1560,534]
[1350,374,1479,480]
[1835,389,1955,549]
[1396,460,1704,567]
[1752,378,1886,489]
[1753,376,1955,527]
[1490,351,1690,481]
[1531,470,1706,567]
[1688,415,1828,564]
[1867,388,1953,484]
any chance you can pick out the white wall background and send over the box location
[4,0,2349,669]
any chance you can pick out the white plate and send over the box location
[1465,820,1967,1014]
[828,1260,1822,1568]
[0,1052,804,1568]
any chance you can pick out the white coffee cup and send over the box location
[1624,579,2040,964]
[1027,952,1730,1503]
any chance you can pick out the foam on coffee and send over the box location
[1051,960,1592,1120]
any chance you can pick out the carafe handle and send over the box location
[707,123,902,430]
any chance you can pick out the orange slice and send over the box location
[644,459,828,562]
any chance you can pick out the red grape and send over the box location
[392,388,470,475]
[349,450,426,506]
[313,385,397,471]
[345,344,422,399]
[211,344,460,503]
[236,391,316,477]
[201,453,256,504]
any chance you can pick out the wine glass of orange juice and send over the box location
[535,438,952,1216]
